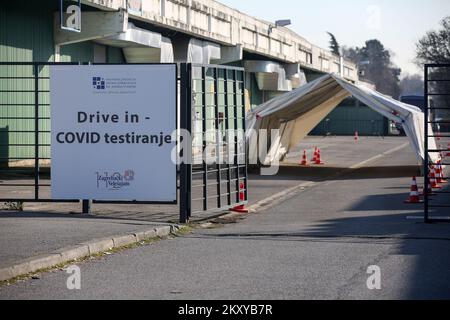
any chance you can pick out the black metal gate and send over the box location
[424,64,450,222]
[0,62,80,205]
[179,63,248,223]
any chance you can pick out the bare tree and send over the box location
[416,16,450,126]
[416,16,450,65]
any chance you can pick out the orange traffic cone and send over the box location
[299,150,309,166]
[436,160,447,184]
[315,148,325,165]
[311,147,318,162]
[230,182,249,213]
[429,166,442,189]
[404,176,423,204]
[354,131,359,142]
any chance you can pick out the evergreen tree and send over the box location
[343,40,401,98]
[327,32,340,56]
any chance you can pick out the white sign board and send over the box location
[50,64,177,201]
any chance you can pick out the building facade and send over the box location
[1,0,362,163]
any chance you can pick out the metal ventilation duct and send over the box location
[244,61,290,91]
[95,23,174,63]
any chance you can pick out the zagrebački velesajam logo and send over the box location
[96,170,135,190]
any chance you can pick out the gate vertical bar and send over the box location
[201,66,208,211]
[214,67,222,208]
[34,63,40,200]
[224,70,232,206]
[424,65,429,223]
[233,69,240,203]
[180,63,192,223]
[239,71,248,203]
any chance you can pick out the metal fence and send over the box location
[0,62,248,223]
[179,63,248,223]
[424,63,450,222]
[0,62,80,204]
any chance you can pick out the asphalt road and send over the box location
[1,142,450,299]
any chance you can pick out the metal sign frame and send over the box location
[0,62,177,213]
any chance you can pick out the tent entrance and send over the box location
[247,74,438,166]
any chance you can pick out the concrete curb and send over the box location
[0,224,179,282]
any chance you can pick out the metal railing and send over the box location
[424,63,450,223]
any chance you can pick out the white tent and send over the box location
[246,73,438,165]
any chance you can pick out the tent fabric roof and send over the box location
[246,73,437,165]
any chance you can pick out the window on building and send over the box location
[298,46,313,64]
[344,67,353,77]
[321,58,330,70]
[334,62,340,73]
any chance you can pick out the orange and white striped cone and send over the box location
[404,176,424,204]
[230,182,249,213]
[437,160,447,184]
[299,150,309,166]
[429,166,442,189]
[315,148,325,165]
[311,147,318,162]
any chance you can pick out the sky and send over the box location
[219,0,450,77]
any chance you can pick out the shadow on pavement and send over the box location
[345,193,420,211]
[250,165,420,181]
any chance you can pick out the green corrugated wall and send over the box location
[310,99,389,136]
[0,0,124,164]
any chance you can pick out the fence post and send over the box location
[34,63,40,200]
[82,199,90,214]
[424,65,429,223]
[179,63,192,224]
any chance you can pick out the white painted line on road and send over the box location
[406,216,450,220]
[248,181,316,213]
[350,142,410,169]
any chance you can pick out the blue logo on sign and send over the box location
[92,77,105,90]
